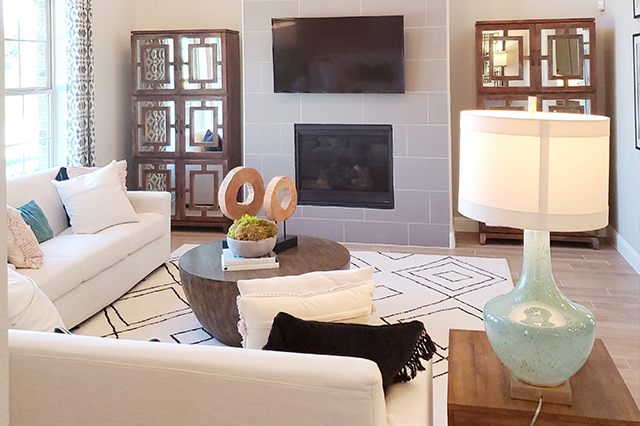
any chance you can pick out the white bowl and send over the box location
[226,235,277,258]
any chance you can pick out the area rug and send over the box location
[74,244,513,426]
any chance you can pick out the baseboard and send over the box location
[453,216,479,233]
[607,226,640,275]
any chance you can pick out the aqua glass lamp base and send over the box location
[483,230,596,387]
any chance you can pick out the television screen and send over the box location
[272,16,405,94]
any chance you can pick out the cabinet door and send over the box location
[133,98,178,156]
[179,160,228,222]
[135,160,178,219]
[182,97,226,156]
[477,25,533,92]
[537,22,595,92]
[179,33,226,93]
[132,35,178,93]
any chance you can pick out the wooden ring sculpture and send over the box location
[263,176,298,222]
[218,167,265,219]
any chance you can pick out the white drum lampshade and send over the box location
[458,110,610,232]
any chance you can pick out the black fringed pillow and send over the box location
[262,312,437,387]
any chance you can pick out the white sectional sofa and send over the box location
[6,167,433,426]
[7,167,171,328]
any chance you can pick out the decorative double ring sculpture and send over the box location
[218,166,297,222]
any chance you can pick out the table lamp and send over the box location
[458,103,610,392]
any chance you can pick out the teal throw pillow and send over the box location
[17,200,54,243]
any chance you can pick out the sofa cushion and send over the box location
[38,233,129,282]
[97,212,166,254]
[7,205,44,269]
[263,312,437,387]
[51,160,138,234]
[237,280,375,349]
[237,266,375,295]
[17,257,83,302]
[8,267,66,331]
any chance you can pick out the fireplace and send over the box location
[294,124,394,209]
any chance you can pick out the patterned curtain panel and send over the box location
[65,0,96,167]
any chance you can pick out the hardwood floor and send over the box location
[171,228,640,406]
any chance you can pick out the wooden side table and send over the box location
[447,329,640,426]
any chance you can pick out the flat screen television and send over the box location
[272,15,405,94]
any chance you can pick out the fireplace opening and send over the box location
[294,124,394,209]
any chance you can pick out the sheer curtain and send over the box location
[65,0,95,167]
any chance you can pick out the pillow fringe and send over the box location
[394,328,437,384]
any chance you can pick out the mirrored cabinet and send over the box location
[475,19,601,248]
[131,29,241,228]
[476,18,596,114]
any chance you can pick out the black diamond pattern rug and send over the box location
[74,245,513,426]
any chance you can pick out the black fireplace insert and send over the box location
[294,124,394,209]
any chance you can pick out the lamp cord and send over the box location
[529,397,543,426]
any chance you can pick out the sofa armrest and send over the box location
[9,330,389,426]
[126,191,171,218]
[385,360,433,426]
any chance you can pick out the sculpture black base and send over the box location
[274,235,298,253]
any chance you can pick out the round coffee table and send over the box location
[179,236,351,347]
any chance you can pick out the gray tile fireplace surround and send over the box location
[242,0,451,247]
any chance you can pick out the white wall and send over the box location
[90,0,242,170]
[92,0,136,166]
[135,0,241,31]
[0,5,9,424]
[449,1,606,226]
[601,2,640,272]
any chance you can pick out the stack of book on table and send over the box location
[221,248,279,271]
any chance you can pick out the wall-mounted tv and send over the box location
[272,15,405,94]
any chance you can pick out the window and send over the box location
[3,0,52,177]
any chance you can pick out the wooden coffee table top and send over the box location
[447,329,640,426]
[179,235,351,284]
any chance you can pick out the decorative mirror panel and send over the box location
[184,162,225,218]
[542,97,591,114]
[134,100,177,153]
[184,99,224,153]
[181,36,224,91]
[540,27,591,88]
[138,161,177,218]
[135,37,176,92]
[482,30,531,88]
[481,98,529,111]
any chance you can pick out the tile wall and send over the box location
[242,0,451,246]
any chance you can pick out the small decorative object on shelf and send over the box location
[458,98,610,393]
[220,248,279,271]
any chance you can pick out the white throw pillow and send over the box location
[67,159,128,192]
[237,280,376,349]
[8,267,65,332]
[237,266,375,296]
[51,160,138,234]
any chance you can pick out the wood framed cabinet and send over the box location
[131,29,241,229]
[476,18,596,113]
[475,18,601,249]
